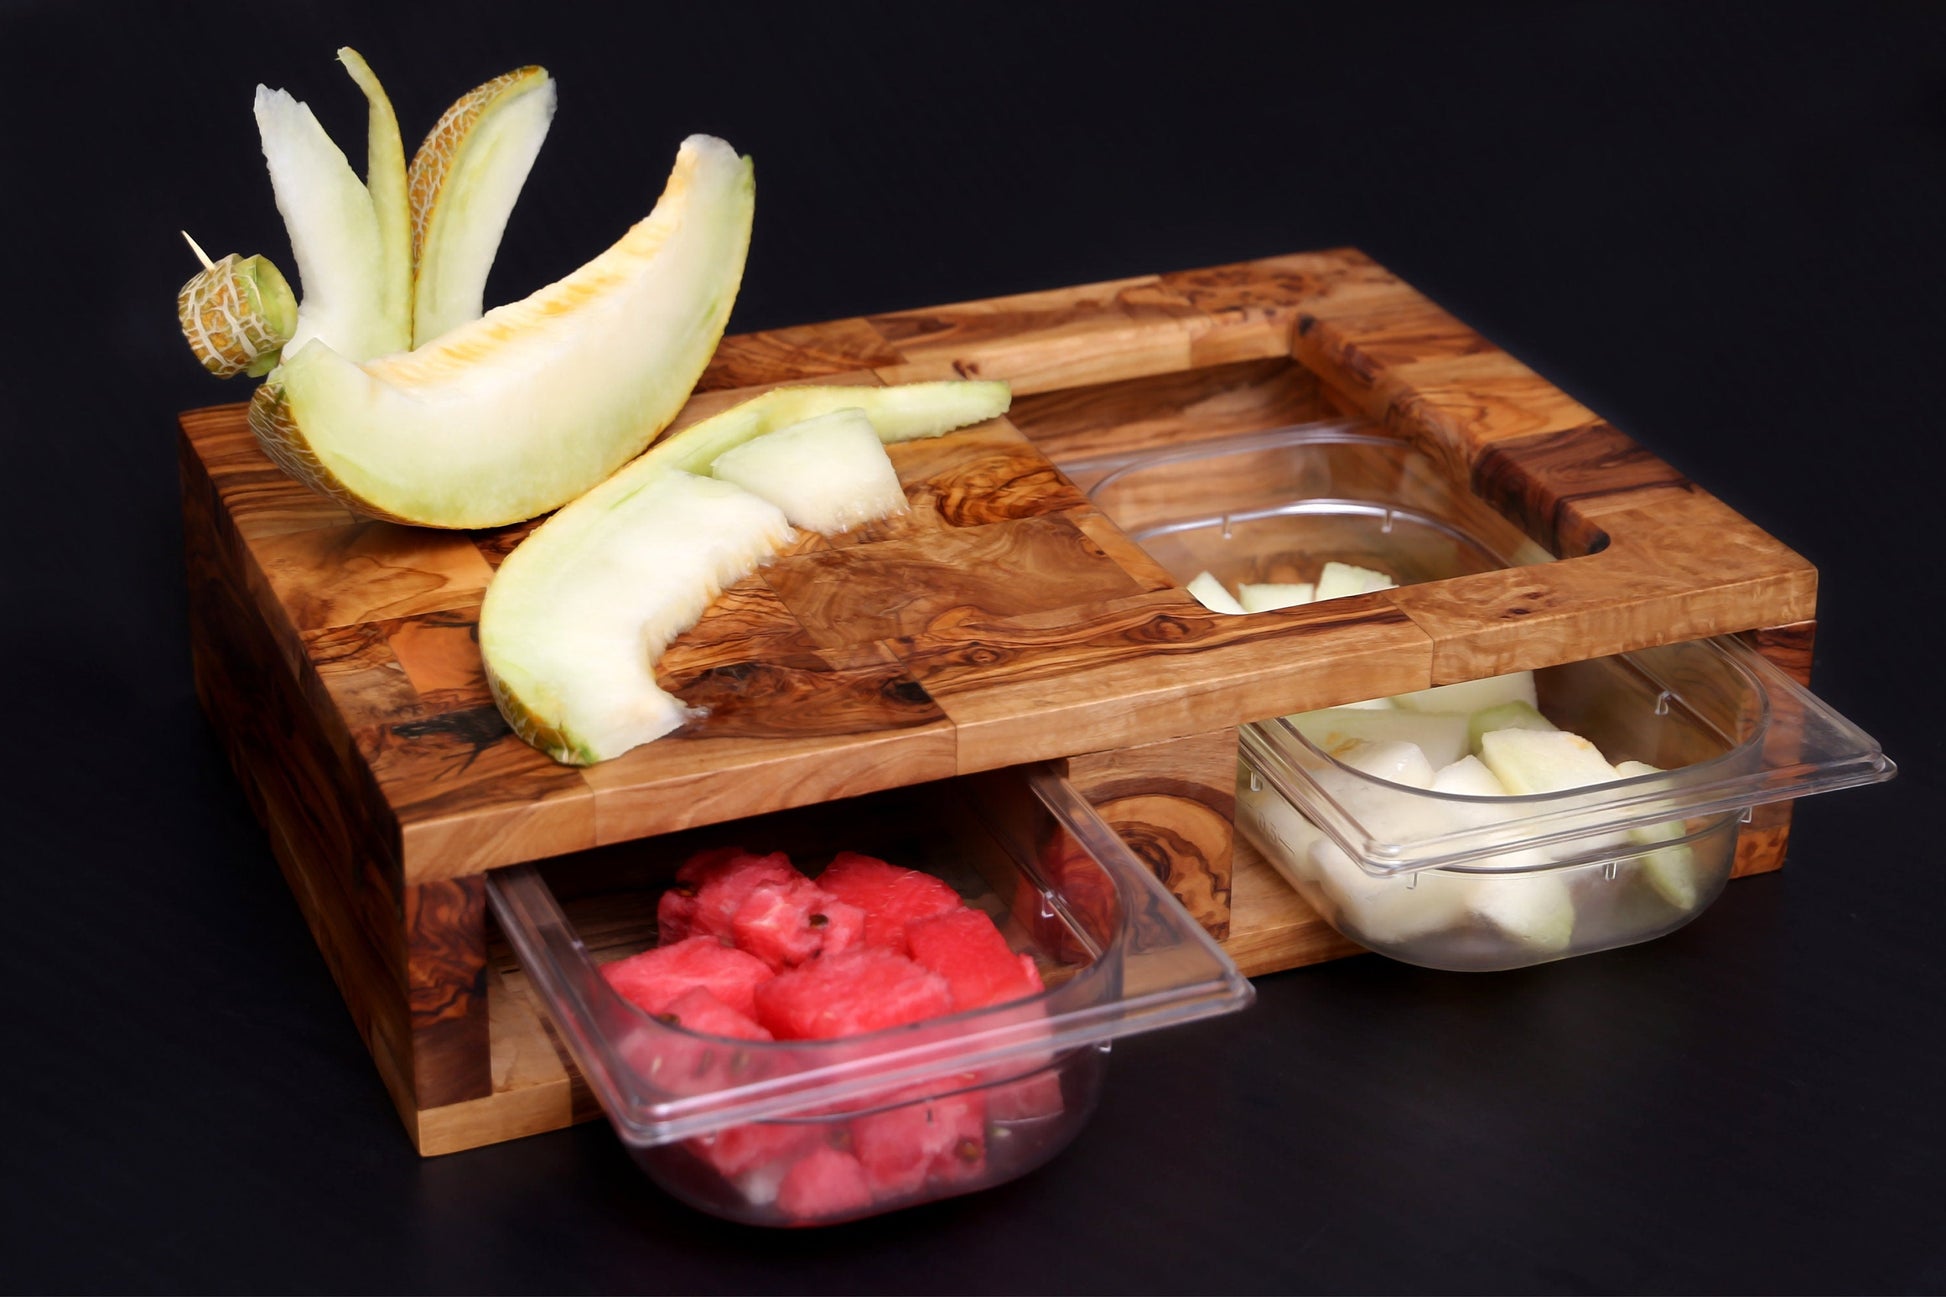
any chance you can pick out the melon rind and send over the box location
[256,134,755,529]
[408,65,557,346]
[481,380,1012,764]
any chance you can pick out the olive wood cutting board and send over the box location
[180,248,1817,1153]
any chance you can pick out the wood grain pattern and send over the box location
[1068,728,1240,939]
[181,247,1825,1153]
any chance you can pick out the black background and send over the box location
[4,2,1943,1292]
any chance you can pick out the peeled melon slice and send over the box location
[408,65,557,345]
[481,380,1011,765]
[483,472,793,763]
[254,63,410,363]
[250,134,755,528]
[1187,571,1245,614]
[1467,699,1557,756]
[711,408,907,534]
[1237,582,1314,612]
[1313,561,1395,601]
[1614,759,1703,910]
[1479,727,1619,794]
[1392,670,1537,716]
[1290,707,1471,771]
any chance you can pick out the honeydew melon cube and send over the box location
[1187,570,1246,615]
[1291,709,1470,771]
[1467,699,1558,757]
[1313,561,1396,602]
[1309,840,1472,945]
[1393,670,1538,716]
[710,408,907,535]
[1237,582,1315,612]
[1614,759,1703,910]
[1467,871,1576,953]
[1479,727,1620,794]
[1431,754,1509,798]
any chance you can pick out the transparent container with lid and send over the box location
[488,764,1253,1226]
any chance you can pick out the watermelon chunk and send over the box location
[602,935,774,1019]
[686,1119,823,1182]
[775,1146,876,1223]
[731,874,867,971]
[985,1063,1068,1123]
[815,852,962,954]
[658,986,772,1040]
[657,847,799,944]
[753,947,955,1040]
[905,907,1044,1010]
[851,1086,988,1198]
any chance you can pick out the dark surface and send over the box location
[3,2,1941,1292]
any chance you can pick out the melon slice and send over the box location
[710,408,908,534]
[250,133,756,528]
[1392,669,1537,716]
[1313,561,1395,601]
[253,59,410,363]
[1238,581,1315,612]
[479,380,1010,764]
[1614,759,1704,910]
[1290,707,1471,771]
[1479,727,1619,794]
[1187,571,1246,615]
[1467,699,1557,756]
[408,64,557,345]
[482,470,791,764]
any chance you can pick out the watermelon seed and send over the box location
[653,1011,682,1026]
[954,1138,981,1163]
[808,913,829,927]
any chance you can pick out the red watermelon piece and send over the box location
[731,874,867,971]
[686,1119,823,1181]
[851,1087,988,1197]
[775,1146,875,1223]
[658,987,772,1040]
[602,935,774,1019]
[986,1066,1067,1122]
[815,852,962,954]
[753,947,955,1040]
[657,847,799,944]
[905,907,1045,1011]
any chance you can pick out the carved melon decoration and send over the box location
[178,49,755,530]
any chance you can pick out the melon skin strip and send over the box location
[482,381,1011,765]
[250,134,755,529]
[408,65,557,346]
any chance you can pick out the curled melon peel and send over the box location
[176,239,296,378]
[481,380,1012,765]
[250,134,756,529]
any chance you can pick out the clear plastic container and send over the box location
[1237,636,1896,970]
[1074,420,1895,970]
[1073,420,1553,593]
[487,764,1253,1226]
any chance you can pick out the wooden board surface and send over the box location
[180,249,1816,892]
